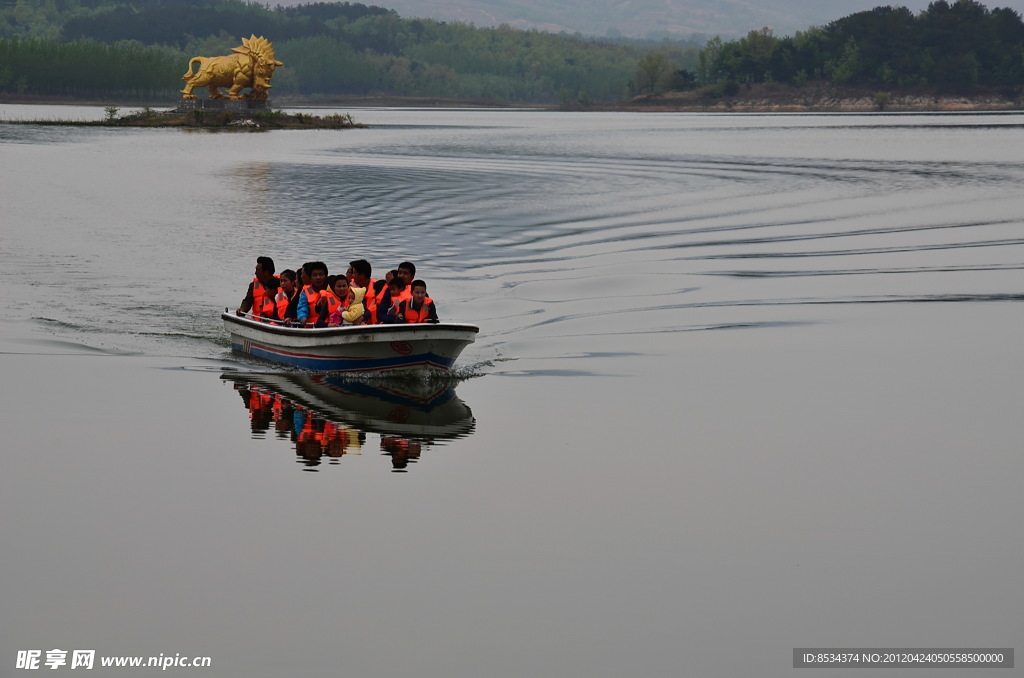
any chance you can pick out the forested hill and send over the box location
[0,0,1022,105]
[0,0,698,104]
[686,1,1024,95]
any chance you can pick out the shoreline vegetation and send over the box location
[612,81,1024,113]
[2,82,1021,124]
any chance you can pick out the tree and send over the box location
[635,50,670,94]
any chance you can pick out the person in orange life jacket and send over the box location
[296,261,316,301]
[236,256,276,317]
[299,262,314,291]
[377,262,416,323]
[397,261,416,284]
[254,276,282,323]
[346,259,377,324]
[275,269,301,325]
[379,277,415,324]
[326,276,367,327]
[315,275,346,328]
[296,261,329,327]
[370,269,398,323]
[395,280,439,324]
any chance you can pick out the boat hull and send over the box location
[222,313,479,373]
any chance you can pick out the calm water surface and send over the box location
[1,106,1022,677]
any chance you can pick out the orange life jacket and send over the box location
[256,294,279,323]
[360,278,378,323]
[301,285,323,326]
[275,288,294,320]
[400,296,434,323]
[372,282,389,324]
[318,289,342,323]
[252,275,280,314]
[385,287,413,321]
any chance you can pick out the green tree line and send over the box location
[0,0,700,103]
[693,0,1024,93]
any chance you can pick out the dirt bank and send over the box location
[611,81,1024,113]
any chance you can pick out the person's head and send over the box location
[411,280,427,304]
[255,256,275,282]
[332,275,350,298]
[347,259,372,284]
[397,261,416,283]
[388,277,406,294]
[301,262,315,287]
[385,269,399,283]
[263,276,280,294]
[308,262,328,290]
[280,269,296,293]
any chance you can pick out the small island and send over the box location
[47,105,365,129]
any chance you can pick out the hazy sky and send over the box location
[272,0,1024,38]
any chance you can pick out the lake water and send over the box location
[1,105,1021,676]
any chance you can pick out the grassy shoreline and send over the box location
[3,82,1023,117]
[610,81,1024,113]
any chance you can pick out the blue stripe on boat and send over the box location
[234,341,455,372]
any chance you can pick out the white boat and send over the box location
[222,312,479,374]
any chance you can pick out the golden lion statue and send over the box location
[181,35,283,100]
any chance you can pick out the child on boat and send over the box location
[379,277,413,324]
[276,269,301,325]
[342,286,366,327]
[394,280,439,323]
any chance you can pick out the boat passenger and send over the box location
[296,261,329,327]
[379,277,413,324]
[236,256,277,317]
[394,280,439,324]
[255,276,282,323]
[347,259,377,324]
[299,262,314,291]
[372,269,398,323]
[332,285,366,326]
[397,261,416,285]
[275,269,301,325]
[316,276,345,328]
[377,263,416,323]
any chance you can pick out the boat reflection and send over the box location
[222,371,476,472]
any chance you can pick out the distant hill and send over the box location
[272,0,1024,38]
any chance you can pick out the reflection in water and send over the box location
[222,371,475,472]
